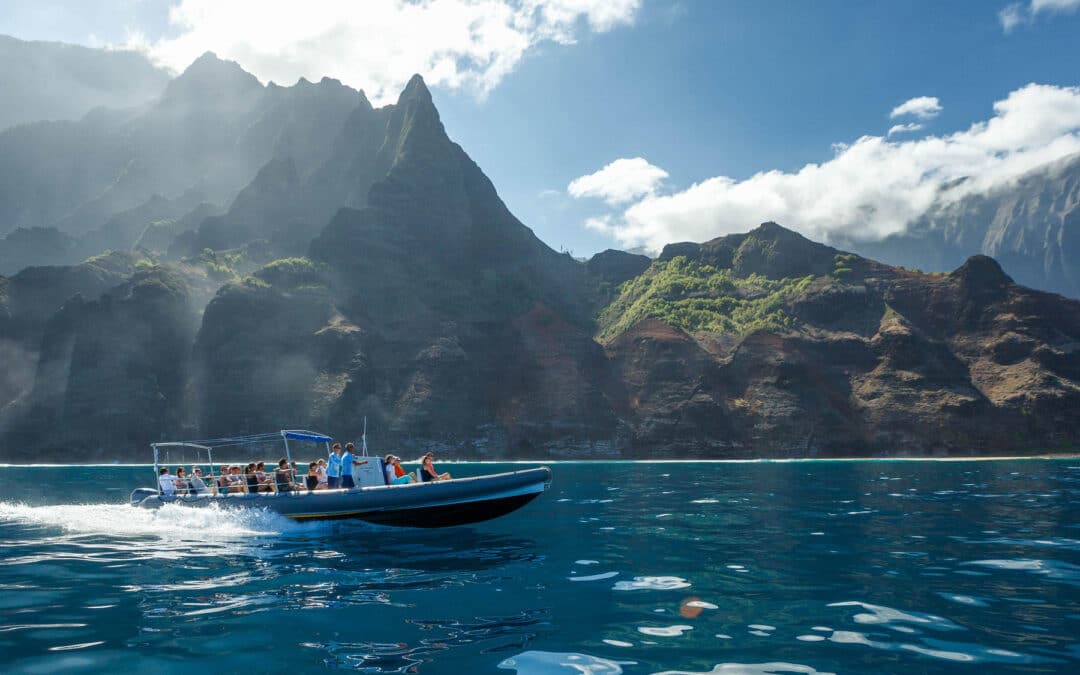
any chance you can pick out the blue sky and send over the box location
[4,0,1080,256]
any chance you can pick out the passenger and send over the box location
[420,452,451,482]
[327,442,343,489]
[174,467,190,495]
[306,461,321,491]
[227,465,246,493]
[244,463,260,495]
[340,442,368,489]
[188,466,208,495]
[384,454,414,485]
[158,467,177,496]
[255,461,273,492]
[275,458,296,493]
[383,454,396,484]
[316,458,328,489]
[216,465,231,493]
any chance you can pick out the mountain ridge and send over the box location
[0,55,1078,460]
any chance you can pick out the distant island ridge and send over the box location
[1,46,1079,462]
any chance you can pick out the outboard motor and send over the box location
[130,488,159,507]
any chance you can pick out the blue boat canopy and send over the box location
[283,430,333,443]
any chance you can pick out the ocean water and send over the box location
[0,460,1078,674]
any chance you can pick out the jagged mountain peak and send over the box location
[162,51,263,103]
[399,73,432,103]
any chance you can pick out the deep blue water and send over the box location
[1,460,1078,674]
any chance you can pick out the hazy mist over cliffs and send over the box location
[0,35,169,132]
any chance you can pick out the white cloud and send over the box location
[567,157,669,205]
[889,96,942,120]
[887,122,924,137]
[572,83,1080,253]
[999,0,1080,32]
[125,0,641,104]
[999,3,1027,32]
[1031,0,1080,13]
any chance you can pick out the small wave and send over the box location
[637,625,692,637]
[569,572,619,582]
[499,650,628,674]
[962,558,1080,586]
[827,601,962,631]
[613,576,691,591]
[826,629,1058,665]
[652,662,835,674]
[0,501,301,539]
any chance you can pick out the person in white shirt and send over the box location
[316,458,328,489]
[158,467,177,496]
[188,466,208,495]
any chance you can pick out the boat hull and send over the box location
[133,467,551,528]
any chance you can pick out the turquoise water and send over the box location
[0,460,1078,674]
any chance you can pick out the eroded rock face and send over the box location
[601,243,1080,457]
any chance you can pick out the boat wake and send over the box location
[0,500,307,540]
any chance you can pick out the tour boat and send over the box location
[129,429,551,527]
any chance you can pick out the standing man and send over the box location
[327,442,343,489]
[340,442,368,489]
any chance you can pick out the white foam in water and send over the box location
[691,499,719,504]
[685,600,718,609]
[0,501,302,540]
[612,576,691,591]
[637,625,693,637]
[498,650,629,674]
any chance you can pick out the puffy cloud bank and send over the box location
[127,0,641,104]
[572,84,1080,253]
[568,157,669,205]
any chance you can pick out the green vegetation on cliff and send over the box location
[597,256,814,340]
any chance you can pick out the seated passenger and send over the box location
[244,462,260,495]
[216,466,231,493]
[174,467,190,495]
[225,465,246,493]
[275,458,296,493]
[306,461,321,491]
[384,454,414,485]
[158,467,177,496]
[316,459,328,489]
[188,466,208,495]
[420,452,451,482]
[255,461,274,492]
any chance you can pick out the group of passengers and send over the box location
[157,443,452,496]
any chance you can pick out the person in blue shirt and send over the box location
[326,442,343,489]
[340,442,368,489]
